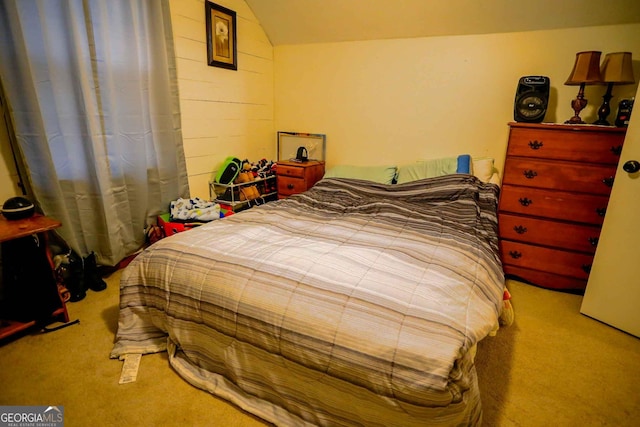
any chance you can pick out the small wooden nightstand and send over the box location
[276,160,325,199]
[0,214,70,340]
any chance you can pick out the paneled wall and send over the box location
[169,0,274,198]
[274,24,640,173]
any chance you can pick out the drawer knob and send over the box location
[588,237,599,246]
[513,225,528,234]
[518,197,533,207]
[610,145,623,156]
[602,176,614,187]
[523,170,538,179]
[509,250,522,259]
[582,264,592,274]
[596,207,607,217]
[287,183,294,190]
[528,140,544,150]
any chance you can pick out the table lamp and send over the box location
[564,51,603,124]
[594,52,635,126]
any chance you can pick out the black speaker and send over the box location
[514,76,550,123]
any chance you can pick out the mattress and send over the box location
[111,174,505,426]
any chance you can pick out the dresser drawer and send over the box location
[500,185,609,225]
[500,240,594,280]
[502,158,617,195]
[498,213,601,253]
[507,126,625,164]
[502,265,587,292]
[277,164,306,178]
[277,176,306,197]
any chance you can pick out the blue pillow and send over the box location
[457,154,471,174]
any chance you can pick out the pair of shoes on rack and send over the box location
[65,251,107,302]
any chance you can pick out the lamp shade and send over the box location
[565,51,602,85]
[600,52,635,84]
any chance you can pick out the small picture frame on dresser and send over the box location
[277,131,326,162]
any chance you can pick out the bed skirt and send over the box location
[163,328,482,427]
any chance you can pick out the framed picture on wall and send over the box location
[205,1,237,70]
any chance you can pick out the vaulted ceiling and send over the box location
[244,0,640,45]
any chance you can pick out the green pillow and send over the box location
[324,165,397,184]
[396,157,458,184]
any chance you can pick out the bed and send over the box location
[111,173,506,426]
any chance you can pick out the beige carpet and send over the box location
[1,270,639,426]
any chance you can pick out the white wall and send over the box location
[274,24,640,173]
[169,0,274,199]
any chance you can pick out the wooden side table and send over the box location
[276,160,325,199]
[0,214,70,340]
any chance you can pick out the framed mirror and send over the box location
[277,131,326,162]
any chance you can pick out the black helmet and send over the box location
[2,196,35,220]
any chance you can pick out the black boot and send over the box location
[67,251,86,302]
[84,251,107,292]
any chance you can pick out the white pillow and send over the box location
[472,157,496,183]
[489,172,502,185]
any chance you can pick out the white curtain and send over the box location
[0,0,189,266]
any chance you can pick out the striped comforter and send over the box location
[111,175,505,426]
